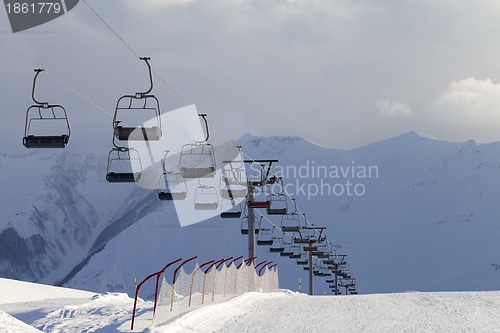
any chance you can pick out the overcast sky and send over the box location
[2,0,500,149]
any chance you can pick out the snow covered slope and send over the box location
[0,311,42,333]
[1,132,500,295]
[0,278,153,332]
[154,290,500,333]
[1,278,500,333]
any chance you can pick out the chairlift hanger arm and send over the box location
[32,68,47,106]
[198,114,209,142]
[137,57,153,96]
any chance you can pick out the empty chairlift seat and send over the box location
[266,193,288,215]
[194,185,218,210]
[219,169,248,199]
[220,200,242,218]
[280,212,303,233]
[158,172,188,200]
[23,69,71,149]
[179,114,216,179]
[240,216,260,235]
[106,147,143,183]
[256,227,274,246]
[179,143,216,179]
[112,57,162,143]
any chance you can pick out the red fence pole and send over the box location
[131,257,182,331]
[202,259,223,304]
[170,256,197,312]
[189,260,214,307]
[213,257,232,302]
[258,261,273,277]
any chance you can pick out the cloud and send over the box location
[433,78,500,113]
[422,78,500,142]
[6,1,500,149]
[376,99,413,117]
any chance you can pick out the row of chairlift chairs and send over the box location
[20,61,291,217]
[237,194,357,294]
[216,159,357,292]
[18,64,290,234]
[102,57,251,214]
[20,64,356,293]
[103,57,220,211]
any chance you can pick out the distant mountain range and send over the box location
[1,132,499,295]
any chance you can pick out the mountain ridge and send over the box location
[1,131,499,295]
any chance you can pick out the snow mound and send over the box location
[0,310,42,333]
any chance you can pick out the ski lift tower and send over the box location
[296,226,327,295]
[243,159,280,262]
[324,254,346,295]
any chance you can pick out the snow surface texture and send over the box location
[1,278,500,333]
[1,132,500,295]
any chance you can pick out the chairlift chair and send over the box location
[23,69,71,148]
[220,169,248,199]
[294,236,316,244]
[194,185,219,210]
[256,226,274,246]
[280,211,303,233]
[112,58,161,142]
[294,228,318,244]
[158,172,188,200]
[220,200,242,218]
[287,245,302,259]
[106,147,143,183]
[269,232,285,253]
[297,260,309,266]
[240,216,261,235]
[179,114,216,179]
[280,242,294,257]
[266,193,288,215]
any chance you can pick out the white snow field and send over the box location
[1,278,500,333]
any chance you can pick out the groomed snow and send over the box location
[1,278,499,333]
[153,290,500,333]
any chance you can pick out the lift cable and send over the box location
[81,0,188,105]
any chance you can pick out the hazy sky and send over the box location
[2,0,500,149]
